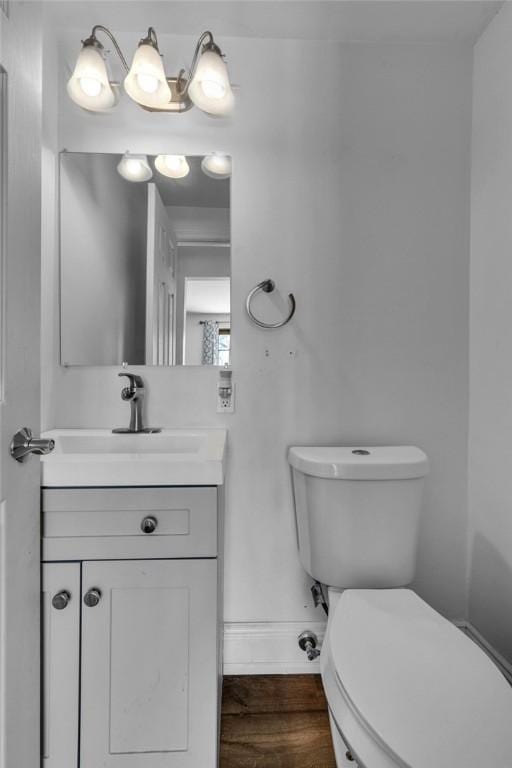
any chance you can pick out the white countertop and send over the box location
[41,428,227,487]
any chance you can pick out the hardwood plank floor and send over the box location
[220,675,337,768]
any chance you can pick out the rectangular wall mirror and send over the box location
[59,151,231,366]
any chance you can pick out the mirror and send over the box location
[59,151,231,366]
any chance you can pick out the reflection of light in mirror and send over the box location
[155,154,190,179]
[201,154,232,179]
[117,152,153,182]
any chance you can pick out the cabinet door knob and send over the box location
[141,516,157,534]
[84,588,101,607]
[52,590,71,610]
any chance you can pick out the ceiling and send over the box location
[44,1,504,44]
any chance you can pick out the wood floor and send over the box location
[220,675,337,768]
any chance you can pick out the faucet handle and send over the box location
[118,372,144,390]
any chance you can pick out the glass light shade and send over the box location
[188,49,234,116]
[67,44,117,111]
[201,154,232,179]
[117,153,153,182]
[124,43,172,108]
[155,155,190,179]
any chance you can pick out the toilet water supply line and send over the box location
[297,581,328,661]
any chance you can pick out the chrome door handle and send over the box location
[10,427,55,462]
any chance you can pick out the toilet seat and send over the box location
[321,589,512,768]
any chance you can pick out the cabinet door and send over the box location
[81,559,218,768]
[42,562,81,768]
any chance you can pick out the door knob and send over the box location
[10,427,55,462]
[83,588,101,607]
[141,516,157,534]
[52,590,71,610]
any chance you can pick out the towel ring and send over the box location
[246,279,296,329]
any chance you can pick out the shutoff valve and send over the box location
[298,630,321,661]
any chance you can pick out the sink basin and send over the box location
[57,433,202,455]
[41,429,227,487]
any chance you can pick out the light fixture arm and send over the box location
[141,26,159,49]
[177,30,216,96]
[87,25,130,72]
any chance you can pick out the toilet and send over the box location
[288,445,512,767]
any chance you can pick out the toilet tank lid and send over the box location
[287,445,429,480]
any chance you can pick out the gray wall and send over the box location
[469,2,512,661]
[42,26,473,663]
[60,153,147,365]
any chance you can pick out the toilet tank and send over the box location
[288,446,429,589]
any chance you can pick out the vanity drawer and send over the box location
[42,487,217,561]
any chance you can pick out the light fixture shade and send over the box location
[188,49,234,116]
[201,154,232,179]
[124,43,172,108]
[117,153,153,182]
[67,44,118,111]
[155,155,190,179]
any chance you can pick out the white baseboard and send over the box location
[223,621,327,675]
[224,618,512,680]
[454,620,512,684]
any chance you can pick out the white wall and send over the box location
[42,21,473,664]
[469,3,512,661]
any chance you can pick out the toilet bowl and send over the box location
[288,445,512,767]
[322,588,512,768]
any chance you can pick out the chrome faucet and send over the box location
[112,373,161,434]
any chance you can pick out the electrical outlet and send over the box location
[217,383,235,413]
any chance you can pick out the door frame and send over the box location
[0,4,43,768]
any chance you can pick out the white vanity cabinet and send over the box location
[42,563,81,768]
[41,486,221,768]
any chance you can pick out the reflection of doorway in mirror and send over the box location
[156,285,176,366]
[169,292,176,365]
[146,184,177,365]
[183,277,231,366]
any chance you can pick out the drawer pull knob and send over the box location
[141,516,158,534]
[84,588,101,607]
[52,590,71,610]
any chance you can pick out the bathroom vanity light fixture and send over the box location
[67,33,120,111]
[124,28,172,109]
[201,154,232,179]
[117,152,153,182]
[155,154,190,179]
[67,26,234,116]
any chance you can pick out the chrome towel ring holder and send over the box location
[245,279,296,329]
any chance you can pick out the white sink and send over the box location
[41,429,227,487]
